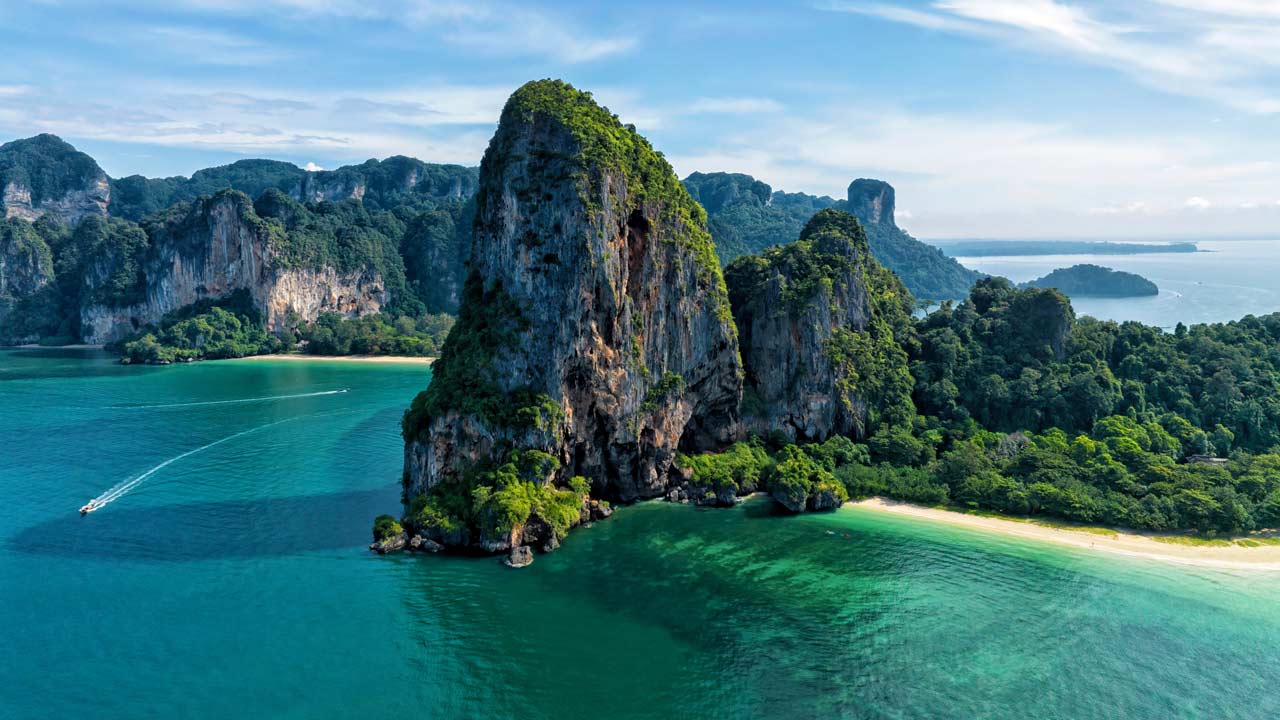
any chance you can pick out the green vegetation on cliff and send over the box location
[401,272,557,435]
[725,209,917,437]
[0,219,55,334]
[407,450,589,545]
[1023,264,1159,298]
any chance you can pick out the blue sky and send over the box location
[4,0,1280,238]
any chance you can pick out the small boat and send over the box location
[79,500,99,516]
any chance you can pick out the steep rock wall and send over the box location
[402,80,742,548]
[80,191,385,343]
[726,209,916,443]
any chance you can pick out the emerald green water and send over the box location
[3,348,1280,719]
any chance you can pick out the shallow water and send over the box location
[3,349,1280,719]
[953,239,1280,328]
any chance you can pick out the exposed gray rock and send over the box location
[808,488,844,512]
[588,500,614,521]
[504,545,534,568]
[79,191,386,343]
[370,532,407,554]
[846,179,895,227]
[409,535,444,553]
[402,80,742,545]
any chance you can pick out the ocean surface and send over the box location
[950,239,1280,328]
[4,349,1280,719]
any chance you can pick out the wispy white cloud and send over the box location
[1185,196,1212,209]
[0,83,502,167]
[1089,201,1149,216]
[136,25,292,66]
[1151,0,1280,20]
[686,97,784,114]
[141,0,634,63]
[826,1,1280,113]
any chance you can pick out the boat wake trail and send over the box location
[111,388,348,410]
[88,415,311,510]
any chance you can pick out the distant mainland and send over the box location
[933,239,1198,257]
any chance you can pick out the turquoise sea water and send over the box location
[4,348,1280,719]
[952,239,1280,328]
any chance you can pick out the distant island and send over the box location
[933,239,1198,257]
[1022,264,1159,298]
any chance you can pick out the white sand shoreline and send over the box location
[847,497,1280,571]
[235,353,435,365]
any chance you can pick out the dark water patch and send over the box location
[8,485,400,562]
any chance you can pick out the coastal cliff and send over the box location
[81,190,386,344]
[400,80,742,555]
[725,209,916,443]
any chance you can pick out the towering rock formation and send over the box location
[846,179,895,226]
[80,190,387,343]
[845,178,981,301]
[0,135,109,226]
[725,209,916,443]
[401,80,742,551]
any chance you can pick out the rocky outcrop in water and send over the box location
[400,80,742,551]
[0,135,110,226]
[80,190,386,343]
[726,209,916,443]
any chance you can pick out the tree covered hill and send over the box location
[108,156,479,221]
[1023,264,1159,298]
[682,172,981,300]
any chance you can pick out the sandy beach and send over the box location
[237,354,435,365]
[848,497,1280,571]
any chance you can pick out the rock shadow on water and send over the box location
[8,485,400,562]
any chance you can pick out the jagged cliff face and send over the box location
[0,135,110,226]
[726,209,916,443]
[81,191,385,343]
[403,80,742,529]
